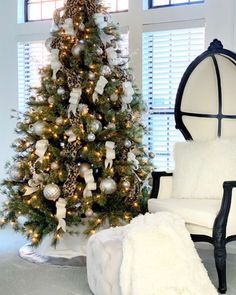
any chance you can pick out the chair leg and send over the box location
[213,241,227,294]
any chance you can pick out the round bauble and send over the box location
[43,184,61,201]
[9,166,24,181]
[100,178,117,194]
[85,208,94,217]
[107,123,116,130]
[72,43,84,57]
[124,139,132,148]
[88,71,96,80]
[51,162,60,170]
[57,87,66,96]
[96,47,103,56]
[101,65,111,76]
[48,97,55,104]
[121,180,131,189]
[33,121,46,136]
[90,120,102,133]
[110,93,118,102]
[56,117,64,125]
[78,163,91,177]
[149,152,155,159]
[87,133,95,142]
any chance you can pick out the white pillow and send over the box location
[172,138,236,199]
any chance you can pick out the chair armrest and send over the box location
[213,181,236,239]
[150,171,173,199]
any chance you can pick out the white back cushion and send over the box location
[172,138,236,199]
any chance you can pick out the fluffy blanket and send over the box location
[120,212,217,295]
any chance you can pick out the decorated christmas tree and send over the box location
[1,0,153,246]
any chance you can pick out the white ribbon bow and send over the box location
[35,140,49,162]
[50,49,62,80]
[83,169,97,197]
[56,198,67,232]
[127,151,139,170]
[105,141,116,169]
[62,18,76,36]
[68,87,82,117]
[94,13,107,29]
[99,31,115,46]
[106,47,119,66]
[95,76,108,95]
[24,173,45,196]
[65,128,76,142]
[121,82,134,111]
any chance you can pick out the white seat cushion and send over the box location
[148,198,221,235]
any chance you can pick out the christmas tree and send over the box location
[1,0,153,246]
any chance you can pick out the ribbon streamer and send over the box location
[127,151,139,170]
[121,82,135,111]
[105,141,116,169]
[50,49,62,80]
[68,87,82,117]
[83,169,97,197]
[94,13,107,29]
[62,18,76,36]
[65,128,77,142]
[24,173,45,196]
[95,76,108,95]
[56,198,67,232]
[99,31,115,46]
[106,47,121,66]
[35,140,49,162]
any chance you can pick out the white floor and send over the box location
[1,227,236,295]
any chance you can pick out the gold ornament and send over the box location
[100,178,117,194]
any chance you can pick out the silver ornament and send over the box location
[101,65,111,76]
[72,43,84,57]
[122,180,131,189]
[87,133,96,142]
[33,121,46,136]
[50,23,59,34]
[43,184,61,201]
[96,47,103,56]
[100,178,117,194]
[9,166,24,181]
[110,93,118,102]
[45,37,54,52]
[48,97,55,104]
[149,152,155,159]
[124,139,132,148]
[90,120,102,133]
[51,162,60,170]
[88,71,96,80]
[56,117,64,125]
[57,87,66,96]
[85,208,94,217]
[78,163,91,177]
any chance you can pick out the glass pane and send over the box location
[28,3,41,21]
[56,0,64,8]
[152,0,170,5]
[42,2,56,19]
[103,0,116,11]
[171,0,188,4]
[28,0,41,3]
[117,0,129,11]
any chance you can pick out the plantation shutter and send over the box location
[143,27,205,171]
[18,41,50,113]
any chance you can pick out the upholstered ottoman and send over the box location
[87,227,124,295]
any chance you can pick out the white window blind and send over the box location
[143,27,205,171]
[18,41,50,112]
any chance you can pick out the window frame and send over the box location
[148,0,204,9]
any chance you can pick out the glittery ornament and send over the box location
[110,93,118,102]
[87,133,96,142]
[149,152,155,159]
[88,72,96,80]
[124,139,131,148]
[96,47,103,55]
[85,208,94,217]
[100,178,117,194]
[90,120,102,133]
[56,117,64,125]
[48,97,55,104]
[51,162,60,170]
[57,87,66,96]
[78,163,91,177]
[121,180,131,189]
[9,166,24,181]
[43,184,61,201]
[72,43,84,57]
[33,121,46,136]
[101,65,111,76]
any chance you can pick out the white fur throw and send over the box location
[120,212,217,295]
[172,138,236,199]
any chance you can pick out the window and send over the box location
[143,27,205,171]
[149,0,204,8]
[102,0,128,12]
[18,41,50,112]
[25,0,64,21]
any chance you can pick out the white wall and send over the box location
[0,0,236,179]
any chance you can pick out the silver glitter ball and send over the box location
[101,65,111,76]
[9,166,24,181]
[87,133,96,142]
[100,178,117,194]
[88,71,96,80]
[72,43,84,57]
[149,152,156,159]
[33,121,46,136]
[85,208,94,217]
[48,96,55,104]
[124,139,132,148]
[51,162,60,170]
[78,163,91,177]
[57,87,66,96]
[56,117,64,125]
[90,120,102,133]
[121,180,131,189]
[43,184,61,201]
